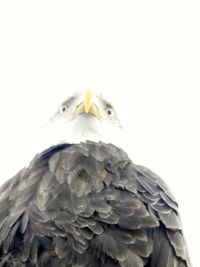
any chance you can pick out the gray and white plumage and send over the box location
[0,91,191,266]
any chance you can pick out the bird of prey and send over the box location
[0,90,191,267]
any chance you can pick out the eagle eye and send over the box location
[59,104,69,113]
[106,108,114,116]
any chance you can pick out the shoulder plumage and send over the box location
[0,142,191,266]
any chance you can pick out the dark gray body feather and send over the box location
[0,142,191,266]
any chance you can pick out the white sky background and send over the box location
[0,1,199,266]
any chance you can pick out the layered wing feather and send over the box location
[0,142,191,266]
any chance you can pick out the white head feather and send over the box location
[36,90,127,153]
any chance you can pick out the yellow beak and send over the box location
[84,90,93,113]
[75,90,100,119]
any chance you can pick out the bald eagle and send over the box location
[0,91,191,267]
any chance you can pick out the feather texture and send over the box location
[0,142,191,266]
